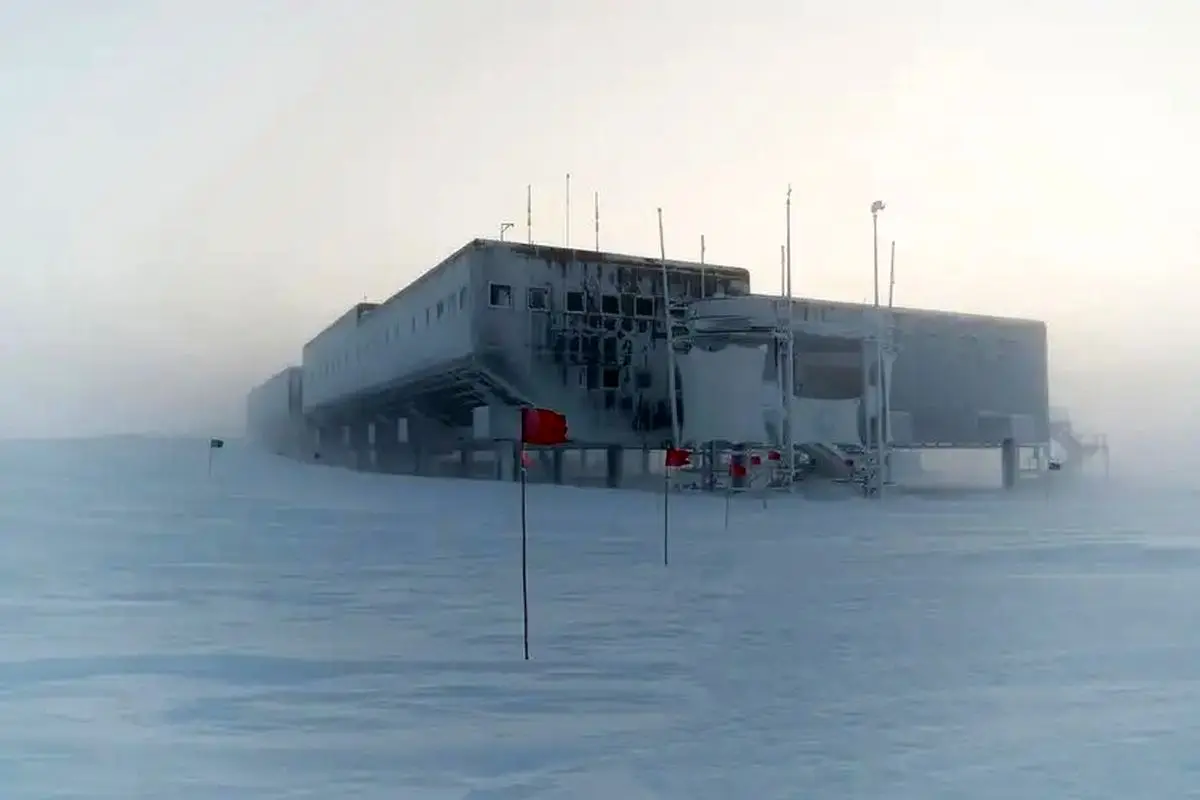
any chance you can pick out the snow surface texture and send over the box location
[0,437,1197,798]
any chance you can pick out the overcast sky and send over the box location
[1,0,1196,440]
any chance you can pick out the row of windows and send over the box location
[487,282,660,318]
[309,285,469,382]
[307,282,668,384]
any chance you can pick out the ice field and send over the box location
[1,436,1198,798]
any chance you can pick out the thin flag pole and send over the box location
[526,184,532,244]
[724,476,732,531]
[565,173,571,247]
[663,465,670,566]
[518,421,530,660]
[760,457,769,509]
[700,234,706,298]
[207,447,214,477]
[594,191,600,251]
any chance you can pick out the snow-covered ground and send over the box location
[1,437,1198,798]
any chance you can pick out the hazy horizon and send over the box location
[2,1,1196,448]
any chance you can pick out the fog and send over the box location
[2,1,1197,460]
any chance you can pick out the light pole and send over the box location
[870,200,885,307]
[499,222,514,241]
[870,200,886,496]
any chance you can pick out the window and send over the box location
[566,291,585,313]
[411,317,417,332]
[602,337,618,364]
[601,294,620,314]
[459,286,468,309]
[620,294,635,316]
[489,282,513,308]
[426,307,431,326]
[437,300,445,319]
[527,286,548,310]
[635,297,654,317]
[603,368,620,389]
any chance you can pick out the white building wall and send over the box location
[679,345,770,443]
[685,294,1049,447]
[300,250,477,414]
[246,366,303,448]
[889,310,1049,444]
[355,253,474,391]
[300,312,359,413]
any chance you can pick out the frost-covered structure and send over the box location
[245,238,1049,486]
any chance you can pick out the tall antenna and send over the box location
[658,208,680,447]
[779,243,787,444]
[594,191,600,251]
[887,240,896,308]
[784,185,795,491]
[526,184,532,244]
[565,173,571,247]
[785,185,793,301]
[699,234,706,298]
[780,243,786,296]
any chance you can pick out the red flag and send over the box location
[729,462,747,478]
[520,408,568,445]
[767,450,781,462]
[665,448,691,468]
[750,455,762,466]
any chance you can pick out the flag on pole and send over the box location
[729,462,747,479]
[517,407,568,661]
[521,408,568,446]
[750,454,762,466]
[664,447,691,468]
[767,450,781,461]
[207,437,224,477]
